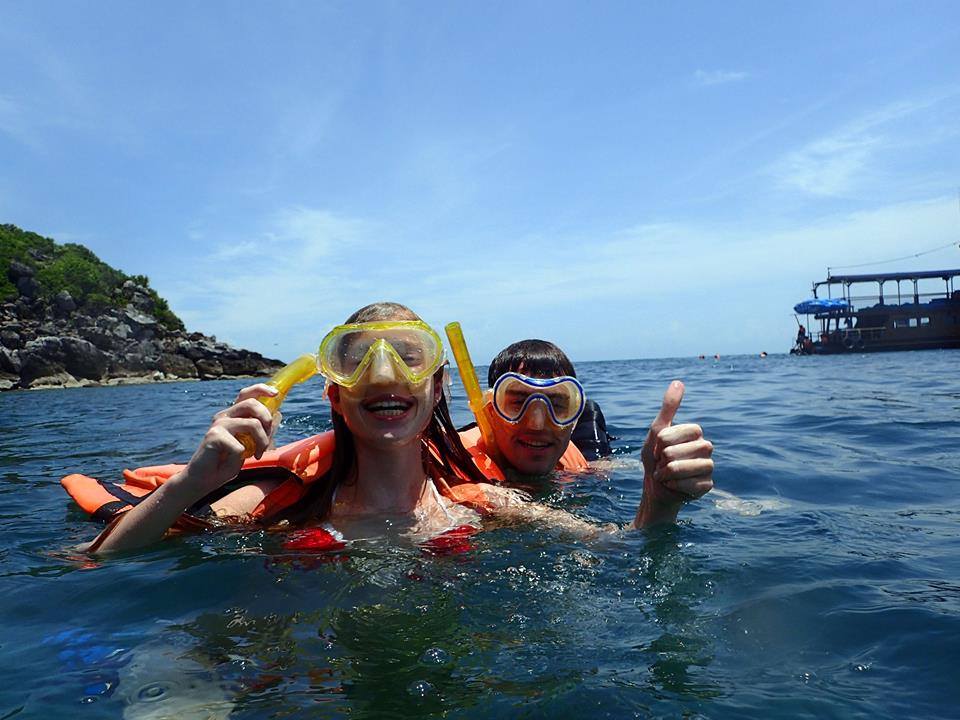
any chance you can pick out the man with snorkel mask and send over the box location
[461,339,714,526]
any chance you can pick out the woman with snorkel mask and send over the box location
[80,302,493,553]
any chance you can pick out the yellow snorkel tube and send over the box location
[444,322,498,454]
[239,353,318,458]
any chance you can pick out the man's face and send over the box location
[486,383,575,477]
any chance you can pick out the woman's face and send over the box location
[328,345,441,449]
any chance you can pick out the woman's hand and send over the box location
[178,384,279,498]
[85,383,280,554]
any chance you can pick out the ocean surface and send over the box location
[1,351,958,719]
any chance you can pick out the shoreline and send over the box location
[5,372,273,392]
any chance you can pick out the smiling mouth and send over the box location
[362,396,414,418]
[517,438,551,450]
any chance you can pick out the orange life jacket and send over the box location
[457,426,589,482]
[430,426,590,514]
[62,431,498,525]
[61,432,337,525]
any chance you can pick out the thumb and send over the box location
[646,380,685,445]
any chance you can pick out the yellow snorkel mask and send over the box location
[317,320,445,388]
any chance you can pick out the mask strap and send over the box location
[441,363,452,406]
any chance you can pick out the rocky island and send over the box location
[0,224,283,391]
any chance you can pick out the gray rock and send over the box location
[26,371,80,389]
[79,326,119,351]
[177,339,223,360]
[196,358,223,379]
[176,340,204,360]
[19,336,66,385]
[61,337,108,380]
[123,306,157,341]
[16,276,40,298]
[23,335,63,355]
[123,306,157,328]
[220,353,268,375]
[0,376,16,391]
[7,260,34,280]
[160,352,198,378]
[121,351,160,372]
[0,346,20,374]
[81,315,130,343]
[137,339,163,357]
[54,291,76,313]
[130,291,155,312]
[0,330,20,349]
[93,315,112,330]
[13,298,34,319]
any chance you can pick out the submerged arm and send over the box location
[477,483,618,540]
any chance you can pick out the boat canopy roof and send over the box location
[794,298,850,314]
[815,268,960,289]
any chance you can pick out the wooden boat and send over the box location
[791,269,960,354]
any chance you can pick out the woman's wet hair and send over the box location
[345,301,419,324]
[336,302,419,363]
[487,339,576,386]
[278,301,488,525]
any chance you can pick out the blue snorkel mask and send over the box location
[490,372,586,428]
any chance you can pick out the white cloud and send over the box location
[210,207,370,261]
[771,91,960,197]
[159,195,960,363]
[399,196,960,360]
[693,69,748,86]
[163,206,375,356]
[775,133,880,197]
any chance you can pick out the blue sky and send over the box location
[2,1,958,363]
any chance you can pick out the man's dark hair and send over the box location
[487,339,576,386]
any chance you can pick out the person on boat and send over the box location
[456,339,714,527]
[796,325,806,347]
[73,304,683,554]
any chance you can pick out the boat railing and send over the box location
[849,325,885,341]
[840,291,956,312]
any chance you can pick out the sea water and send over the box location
[1,351,958,719]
